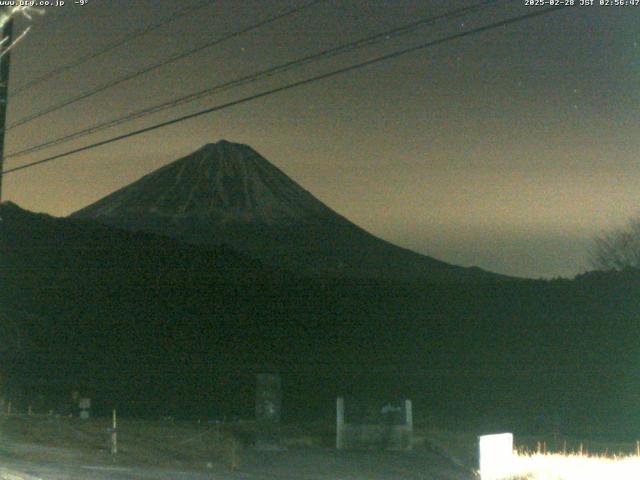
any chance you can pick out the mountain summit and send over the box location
[74,141,335,225]
[72,140,507,282]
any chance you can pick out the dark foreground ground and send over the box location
[0,445,473,480]
[3,415,637,479]
[0,416,475,479]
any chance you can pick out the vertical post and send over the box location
[336,396,344,450]
[404,399,413,429]
[0,18,13,412]
[111,409,117,455]
[405,399,413,451]
[0,13,13,206]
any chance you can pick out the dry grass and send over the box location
[412,420,640,480]
[505,436,640,479]
[0,467,45,480]
[9,414,637,479]
[0,415,245,471]
[0,415,340,472]
[415,426,480,471]
[505,451,640,480]
[279,421,335,449]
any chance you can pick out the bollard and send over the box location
[336,397,345,450]
[111,409,117,455]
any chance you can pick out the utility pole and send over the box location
[0,11,13,209]
[0,10,12,414]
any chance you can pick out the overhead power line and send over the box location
[1,5,568,178]
[12,0,216,96]
[6,0,506,161]
[6,0,325,131]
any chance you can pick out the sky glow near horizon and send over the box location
[2,0,639,278]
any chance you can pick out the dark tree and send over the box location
[591,217,640,271]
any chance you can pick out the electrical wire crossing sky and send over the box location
[3,0,639,279]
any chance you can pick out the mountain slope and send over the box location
[0,200,276,383]
[72,140,510,282]
[1,200,270,304]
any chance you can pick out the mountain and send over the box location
[71,140,509,282]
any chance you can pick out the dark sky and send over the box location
[2,0,639,278]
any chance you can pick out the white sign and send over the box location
[479,433,514,480]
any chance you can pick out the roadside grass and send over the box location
[0,416,339,471]
[506,451,640,480]
[4,413,637,479]
[413,419,640,480]
[279,421,336,449]
[416,425,480,470]
[0,414,245,471]
[508,437,640,480]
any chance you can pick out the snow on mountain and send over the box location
[71,140,510,282]
[74,141,336,225]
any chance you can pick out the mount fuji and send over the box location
[71,140,508,282]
